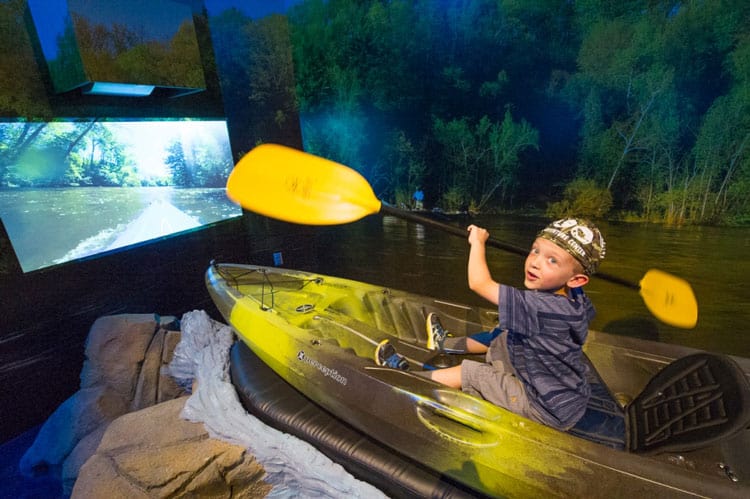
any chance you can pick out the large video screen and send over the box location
[0,119,241,272]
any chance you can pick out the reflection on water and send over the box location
[311,214,750,358]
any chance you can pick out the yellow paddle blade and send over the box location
[226,144,382,225]
[638,269,698,329]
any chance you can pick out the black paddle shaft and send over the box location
[378,204,640,291]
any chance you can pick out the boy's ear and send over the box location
[567,273,589,289]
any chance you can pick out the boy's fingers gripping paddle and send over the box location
[227,144,698,329]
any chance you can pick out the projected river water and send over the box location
[0,186,239,271]
[0,119,241,272]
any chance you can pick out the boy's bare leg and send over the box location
[428,365,463,388]
[442,336,490,354]
[466,337,490,353]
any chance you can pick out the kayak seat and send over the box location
[567,354,626,450]
[327,296,371,322]
[625,352,750,455]
[362,293,412,340]
[392,299,424,341]
[366,294,424,342]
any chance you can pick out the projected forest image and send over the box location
[0,120,240,272]
[2,0,749,270]
[27,0,205,95]
[210,0,750,224]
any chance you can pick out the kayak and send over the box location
[205,262,750,498]
[229,338,485,498]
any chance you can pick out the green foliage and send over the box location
[280,0,750,222]
[485,110,539,208]
[546,179,612,218]
[9,0,750,223]
[72,13,204,88]
[0,0,51,118]
[166,141,191,187]
[431,111,538,211]
[564,0,750,222]
[300,108,368,176]
[689,51,750,223]
[1,121,231,190]
[432,116,477,198]
[479,71,508,99]
[210,9,298,147]
[394,187,411,209]
[378,130,425,204]
[442,186,469,213]
[166,135,234,188]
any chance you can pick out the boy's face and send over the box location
[524,237,588,291]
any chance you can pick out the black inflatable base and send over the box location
[230,340,488,498]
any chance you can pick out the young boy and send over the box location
[375,218,606,431]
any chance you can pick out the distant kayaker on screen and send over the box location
[375,218,606,431]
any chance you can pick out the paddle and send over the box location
[226,143,698,329]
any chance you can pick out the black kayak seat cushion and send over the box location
[625,352,750,455]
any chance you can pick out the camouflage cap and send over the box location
[537,218,606,275]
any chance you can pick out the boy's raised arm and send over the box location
[467,225,500,305]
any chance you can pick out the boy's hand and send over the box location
[467,224,489,245]
[466,224,499,304]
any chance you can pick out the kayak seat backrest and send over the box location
[567,354,626,450]
[392,298,427,343]
[327,296,371,322]
[361,292,398,336]
[625,352,750,455]
[362,293,422,342]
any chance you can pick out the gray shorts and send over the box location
[461,358,539,423]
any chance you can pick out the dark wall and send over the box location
[0,218,241,442]
[0,1,309,442]
[0,213,319,443]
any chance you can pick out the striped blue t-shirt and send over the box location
[499,284,594,430]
